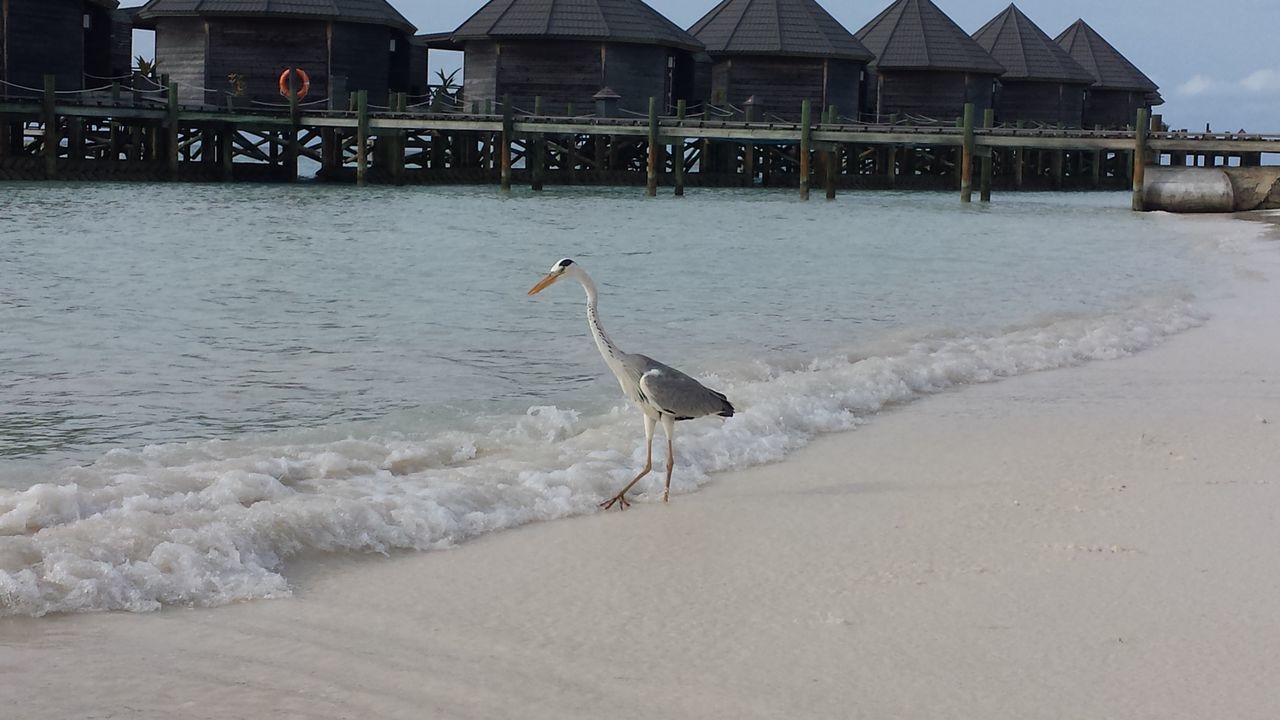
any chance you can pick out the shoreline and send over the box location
[3,213,1279,718]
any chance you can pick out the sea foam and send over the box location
[0,297,1204,616]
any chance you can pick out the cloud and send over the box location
[1239,68,1280,93]
[1177,74,1216,96]
[1174,68,1280,98]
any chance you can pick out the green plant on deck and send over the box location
[227,73,247,97]
[429,68,461,111]
[134,55,157,78]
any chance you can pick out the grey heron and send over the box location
[528,259,735,510]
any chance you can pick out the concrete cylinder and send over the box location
[1142,167,1235,213]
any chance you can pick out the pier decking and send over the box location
[1,80,1277,209]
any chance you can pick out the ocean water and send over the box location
[0,183,1247,616]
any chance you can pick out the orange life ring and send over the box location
[278,68,310,100]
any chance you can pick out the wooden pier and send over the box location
[2,78,1278,205]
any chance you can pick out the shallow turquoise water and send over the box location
[0,184,1207,472]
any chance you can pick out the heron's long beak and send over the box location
[528,272,560,296]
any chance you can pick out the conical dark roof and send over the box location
[134,0,415,33]
[688,0,873,61]
[973,5,1093,84]
[855,0,1003,74]
[451,0,703,51]
[1055,19,1157,92]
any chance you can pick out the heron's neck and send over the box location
[575,271,626,364]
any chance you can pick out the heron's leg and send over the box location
[661,415,675,502]
[600,414,655,511]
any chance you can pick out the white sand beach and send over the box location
[3,213,1279,719]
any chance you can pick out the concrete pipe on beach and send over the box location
[1142,167,1236,213]
[1224,167,1280,211]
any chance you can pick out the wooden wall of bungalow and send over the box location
[107,9,134,80]
[1085,89,1155,129]
[461,40,696,115]
[153,17,411,106]
[408,37,430,97]
[83,2,130,82]
[869,69,999,121]
[1,0,120,94]
[994,81,1088,127]
[708,56,864,120]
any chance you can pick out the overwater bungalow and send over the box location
[1055,19,1161,129]
[972,4,1094,127]
[855,0,1004,122]
[0,0,127,95]
[133,0,417,106]
[449,0,705,116]
[687,0,873,121]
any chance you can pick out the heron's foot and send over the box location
[663,490,669,503]
[600,492,631,511]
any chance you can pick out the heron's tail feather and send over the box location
[711,389,735,418]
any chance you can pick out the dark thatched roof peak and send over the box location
[451,0,703,51]
[134,0,416,34]
[855,0,1002,75]
[972,4,1093,84]
[688,0,873,62]
[1055,19,1157,92]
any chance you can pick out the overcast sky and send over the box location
[130,0,1280,131]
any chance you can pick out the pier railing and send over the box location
[2,79,1277,206]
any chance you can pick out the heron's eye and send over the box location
[558,258,574,269]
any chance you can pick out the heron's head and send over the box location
[527,258,578,296]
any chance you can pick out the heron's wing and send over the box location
[634,356,734,420]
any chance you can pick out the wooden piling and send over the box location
[673,99,686,197]
[742,100,756,185]
[129,123,142,162]
[1132,108,1149,211]
[500,94,513,191]
[952,116,964,188]
[166,83,179,180]
[824,143,837,200]
[531,96,545,191]
[221,124,234,181]
[799,99,812,200]
[960,102,975,203]
[43,75,57,179]
[430,127,444,171]
[1013,121,1025,190]
[285,79,300,183]
[67,115,84,161]
[823,107,837,200]
[979,108,993,202]
[356,90,369,187]
[646,96,659,197]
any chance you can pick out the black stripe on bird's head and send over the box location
[529,258,577,296]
